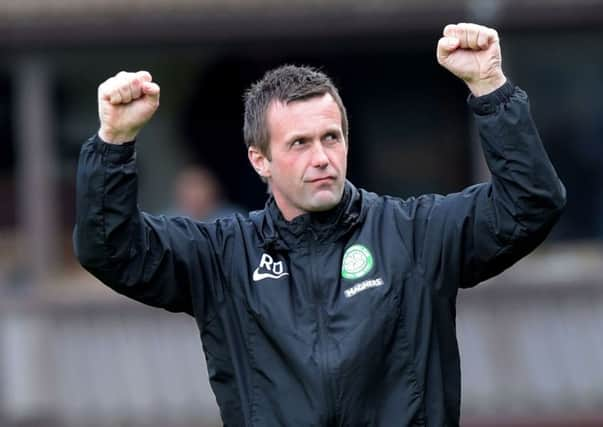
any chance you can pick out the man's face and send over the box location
[249,93,348,220]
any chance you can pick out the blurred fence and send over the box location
[458,244,603,425]
[0,295,221,427]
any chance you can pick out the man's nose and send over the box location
[310,142,329,168]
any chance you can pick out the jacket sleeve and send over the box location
[73,134,226,317]
[407,82,566,295]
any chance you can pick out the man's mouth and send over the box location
[307,176,335,184]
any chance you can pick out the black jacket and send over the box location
[74,82,566,426]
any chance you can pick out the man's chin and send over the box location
[308,190,342,212]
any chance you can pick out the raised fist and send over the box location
[97,71,160,144]
[437,23,507,96]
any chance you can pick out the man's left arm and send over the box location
[416,24,566,292]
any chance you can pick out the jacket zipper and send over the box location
[311,235,336,425]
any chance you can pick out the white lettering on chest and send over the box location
[344,277,384,298]
[253,253,290,282]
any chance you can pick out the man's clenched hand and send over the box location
[98,71,160,144]
[437,23,507,97]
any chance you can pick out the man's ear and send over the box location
[248,146,271,180]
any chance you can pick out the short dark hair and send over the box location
[243,65,348,159]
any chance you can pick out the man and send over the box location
[170,164,243,221]
[74,23,565,426]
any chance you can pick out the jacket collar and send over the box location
[257,180,364,251]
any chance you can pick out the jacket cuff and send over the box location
[93,133,136,163]
[467,81,515,115]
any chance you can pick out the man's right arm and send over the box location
[73,72,222,316]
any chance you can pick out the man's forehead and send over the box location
[266,93,342,130]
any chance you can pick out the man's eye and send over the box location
[325,133,339,142]
[292,139,306,146]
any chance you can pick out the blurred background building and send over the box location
[0,0,602,426]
